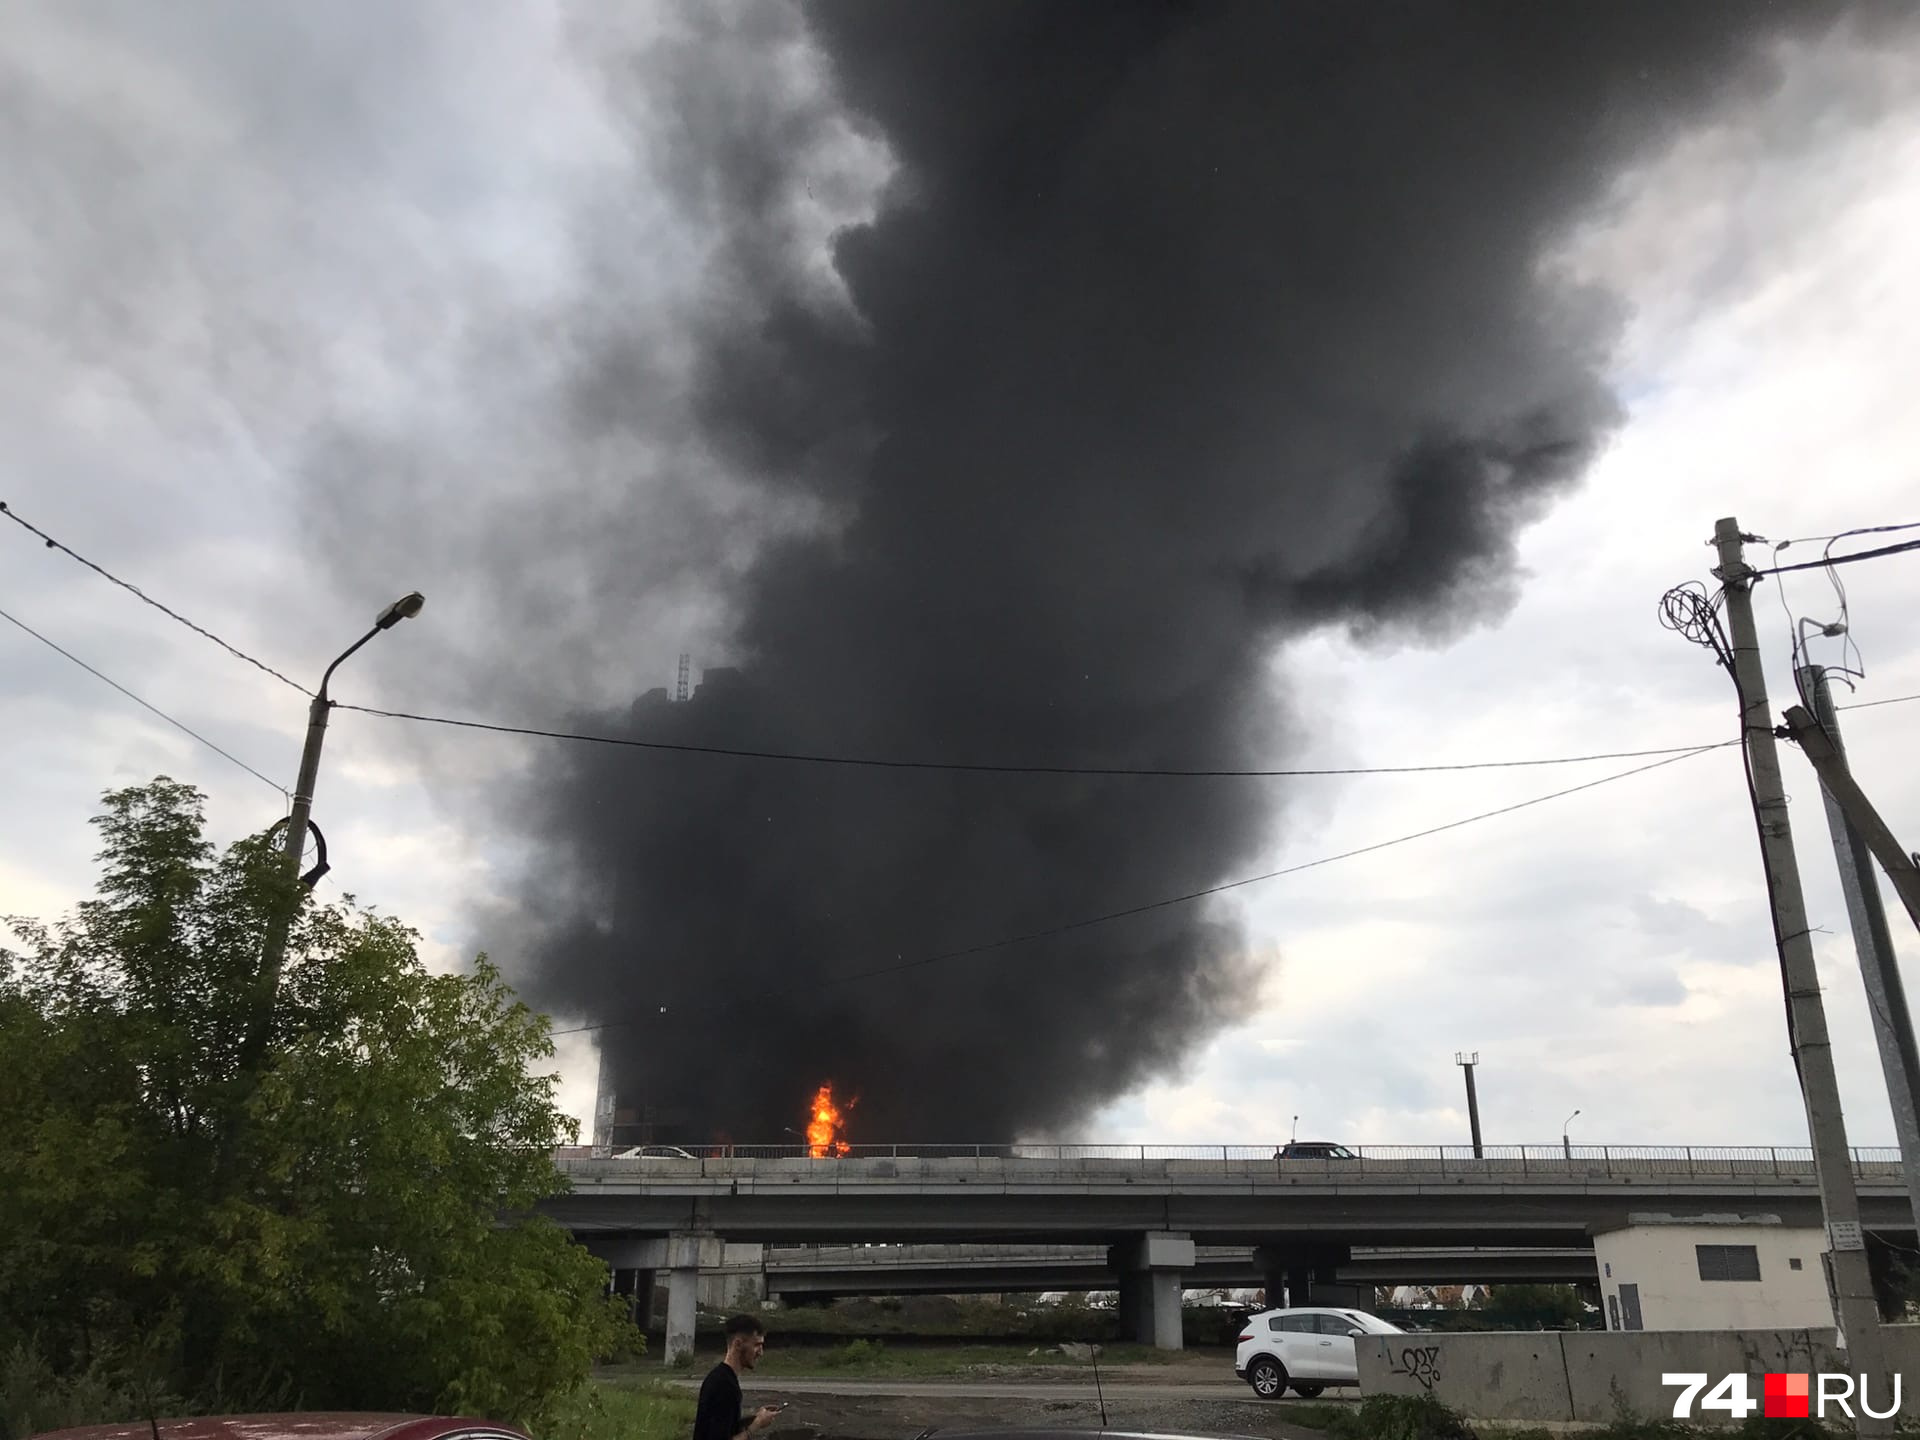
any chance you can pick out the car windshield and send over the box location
[1348,1313,1405,1334]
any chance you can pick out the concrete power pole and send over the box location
[1797,664,1920,1242]
[1713,519,1888,1425]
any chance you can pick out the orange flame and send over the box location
[806,1082,851,1157]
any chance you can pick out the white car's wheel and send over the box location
[1246,1356,1286,1398]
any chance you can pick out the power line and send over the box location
[1839,692,1920,713]
[1755,536,1920,577]
[0,603,287,797]
[549,741,1731,1036]
[341,700,1731,780]
[0,501,310,695]
[1771,521,1920,549]
[12,495,1916,779]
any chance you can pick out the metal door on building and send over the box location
[1617,1283,1644,1331]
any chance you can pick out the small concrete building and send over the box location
[1592,1213,1832,1332]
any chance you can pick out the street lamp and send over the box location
[235,592,427,1081]
[1455,1053,1483,1159]
[1562,1109,1581,1161]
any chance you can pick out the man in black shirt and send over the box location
[693,1314,779,1440]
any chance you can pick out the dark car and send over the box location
[1274,1141,1358,1160]
[35,1415,532,1440]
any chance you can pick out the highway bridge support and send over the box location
[584,1232,723,1364]
[1108,1231,1193,1349]
[1257,1244,1366,1309]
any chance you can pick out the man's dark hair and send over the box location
[725,1314,765,1339]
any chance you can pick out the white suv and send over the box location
[1234,1306,1404,1398]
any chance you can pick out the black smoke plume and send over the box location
[315,1,1879,1141]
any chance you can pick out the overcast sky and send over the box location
[3,3,1918,1152]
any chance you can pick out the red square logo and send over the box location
[1764,1373,1810,1418]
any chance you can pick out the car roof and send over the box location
[1249,1305,1368,1317]
[34,1415,523,1440]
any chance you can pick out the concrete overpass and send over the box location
[547,1146,1909,1361]
[758,1242,1604,1298]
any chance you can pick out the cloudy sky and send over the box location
[3,3,1918,1152]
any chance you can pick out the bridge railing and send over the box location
[576,1143,1902,1177]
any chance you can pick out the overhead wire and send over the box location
[1,501,311,696]
[1753,535,1920,577]
[549,739,1734,1036]
[12,498,1919,1033]
[1837,692,1920,712]
[334,700,1731,779]
[1768,521,1920,549]
[9,497,1916,780]
[0,603,288,798]
[1817,530,1868,683]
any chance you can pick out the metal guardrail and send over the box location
[573,1142,1903,1176]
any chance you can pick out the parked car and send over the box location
[36,1415,531,1440]
[1234,1305,1404,1398]
[608,1144,697,1160]
[1273,1141,1359,1160]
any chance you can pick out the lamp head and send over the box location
[375,591,426,630]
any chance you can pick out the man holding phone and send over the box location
[693,1314,781,1440]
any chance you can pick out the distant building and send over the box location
[1593,1213,1832,1332]
[1386,1284,1489,1309]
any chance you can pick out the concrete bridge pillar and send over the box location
[1254,1244,1361,1310]
[583,1232,720,1364]
[664,1232,721,1366]
[1107,1231,1193,1350]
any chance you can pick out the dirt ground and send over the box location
[726,1374,1347,1440]
[745,1389,1333,1440]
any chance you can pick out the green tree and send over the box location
[1472,1283,1590,1327]
[0,778,634,1429]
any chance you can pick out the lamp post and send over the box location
[1562,1109,1580,1161]
[1455,1052,1483,1158]
[233,592,426,1095]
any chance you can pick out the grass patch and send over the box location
[747,1340,1181,1377]
[599,1340,1188,1381]
[549,1380,699,1440]
[708,1295,1251,1346]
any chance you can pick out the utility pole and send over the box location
[1712,519,1887,1423]
[1793,665,1920,1243]
[1455,1053,1483,1158]
[1786,699,1920,933]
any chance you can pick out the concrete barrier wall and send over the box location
[1358,1333,1576,1422]
[1359,1327,1920,1423]
[1558,1331,1841,1422]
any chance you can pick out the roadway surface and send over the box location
[713,1378,1268,1402]
[690,1373,1347,1440]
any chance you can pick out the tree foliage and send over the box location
[0,778,635,1429]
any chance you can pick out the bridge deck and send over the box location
[545,1155,1913,1249]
